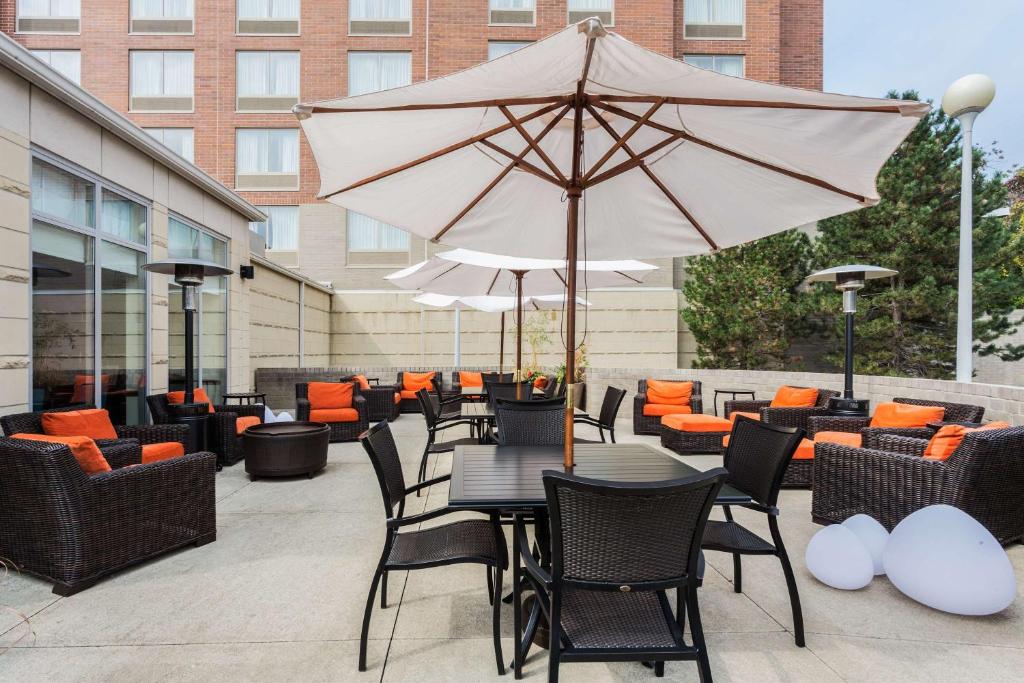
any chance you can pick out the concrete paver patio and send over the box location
[1,415,1022,682]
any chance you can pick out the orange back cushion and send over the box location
[770,386,819,408]
[403,371,435,391]
[870,402,945,428]
[353,375,371,391]
[42,408,118,440]
[459,371,483,388]
[924,421,1012,461]
[71,374,109,403]
[167,388,215,413]
[11,433,111,475]
[533,376,547,389]
[308,382,353,410]
[646,379,692,406]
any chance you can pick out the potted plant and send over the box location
[554,345,587,409]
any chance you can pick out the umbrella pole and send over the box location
[515,270,524,397]
[499,312,505,373]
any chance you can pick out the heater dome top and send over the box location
[806,264,897,284]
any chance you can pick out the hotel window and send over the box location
[489,0,534,26]
[684,0,744,39]
[130,0,194,34]
[168,216,228,403]
[16,0,80,33]
[30,154,149,425]
[130,51,194,112]
[347,51,411,96]
[683,54,744,77]
[237,0,300,35]
[567,0,613,26]
[237,51,300,112]
[347,210,409,256]
[30,50,80,84]
[349,0,411,35]
[487,41,531,61]
[236,129,300,191]
[145,128,195,163]
[249,206,299,251]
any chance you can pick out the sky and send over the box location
[824,0,1023,174]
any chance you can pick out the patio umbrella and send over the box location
[297,18,928,465]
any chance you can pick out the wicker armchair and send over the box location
[811,426,1024,544]
[0,437,216,595]
[295,382,368,443]
[806,397,985,441]
[724,387,839,431]
[633,379,703,435]
[147,393,263,466]
[342,375,399,422]
[395,370,442,413]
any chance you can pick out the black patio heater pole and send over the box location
[182,280,197,406]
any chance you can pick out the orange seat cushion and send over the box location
[400,389,420,400]
[308,382,353,410]
[721,435,815,460]
[11,433,111,475]
[814,431,863,448]
[643,403,693,417]
[729,411,761,423]
[770,386,819,408]
[310,408,360,423]
[42,408,118,440]
[167,388,215,413]
[923,421,1012,461]
[646,379,692,406]
[403,371,435,392]
[661,414,732,433]
[235,415,261,434]
[870,402,945,428]
[458,371,483,388]
[353,374,371,391]
[141,441,185,464]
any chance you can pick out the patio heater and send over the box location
[143,258,234,453]
[807,265,897,417]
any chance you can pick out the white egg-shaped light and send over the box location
[805,525,875,590]
[942,74,996,118]
[842,514,889,576]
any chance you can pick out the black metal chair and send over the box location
[483,372,514,385]
[430,375,463,419]
[485,380,534,409]
[543,377,559,399]
[414,388,478,491]
[516,468,727,682]
[358,421,507,674]
[574,386,626,443]
[494,397,565,447]
[701,416,806,647]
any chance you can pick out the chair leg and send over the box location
[732,553,742,594]
[655,661,665,677]
[769,517,804,647]
[547,617,561,683]
[380,571,388,609]
[487,566,494,606]
[359,567,384,671]
[609,427,616,444]
[492,565,506,676]
[686,586,713,683]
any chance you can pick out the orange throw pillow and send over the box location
[459,371,483,388]
[167,388,216,413]
[308,382,353,410]
[403,371,435,391]
[924,422,1012,461]
[11,433,111,475]
[646,379,692,406]
[42,408,118,440]
[235,416,261,434]
[352,375,371,391]
[142,441,185,464]
[870,402,945,428]
[770,386,819,408]
[533,376,547,389]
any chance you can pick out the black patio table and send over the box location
[448,442,750,678]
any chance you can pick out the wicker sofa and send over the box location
[724,387,839,431]
[147,393,263,467]
[811,426,1024,544]
[295,381,369,442]
[395,370,443,413]
[0,436,216,595]
[807,397,985,441]
[633,379,704,435]
[341,375,400,422]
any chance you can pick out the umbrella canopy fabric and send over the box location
[413,292,591,311]
[296,21,928,262]
[388,248,655,297]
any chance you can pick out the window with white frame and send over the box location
[31,50,81,84]
[349,0,411,35]
[237,0,300,34]
[684,0,744,39]
[487,41,531,61]
[347,51,411,96]
[145,128,195,163]
[249,206,299,250]
[347,210,409,253]
[488,0,534,26]
[17,0,80,33]
[567,0,613,26]
[683,54,744,77]
[130,51,194,111]
[130,0,194,33]
[235,129,300,190]
[237,51,300,111]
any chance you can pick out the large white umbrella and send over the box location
[297,18,928,465]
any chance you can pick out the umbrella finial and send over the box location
[578,16,607,38]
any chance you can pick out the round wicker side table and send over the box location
[243,421,329,479]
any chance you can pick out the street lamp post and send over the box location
[942,74,996,383]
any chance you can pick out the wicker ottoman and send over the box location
[243,422,330,479]
[659,414,732,455]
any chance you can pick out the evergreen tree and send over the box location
[810,90,1020,378]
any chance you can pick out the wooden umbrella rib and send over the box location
[498,105,566,183]
[592,93,907,114]
[478,140,563,186]
[582,99,664,182]
[322,101,566,199]
[308,95,572,114]
[584,131,685,187]
[484,270,501,296]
